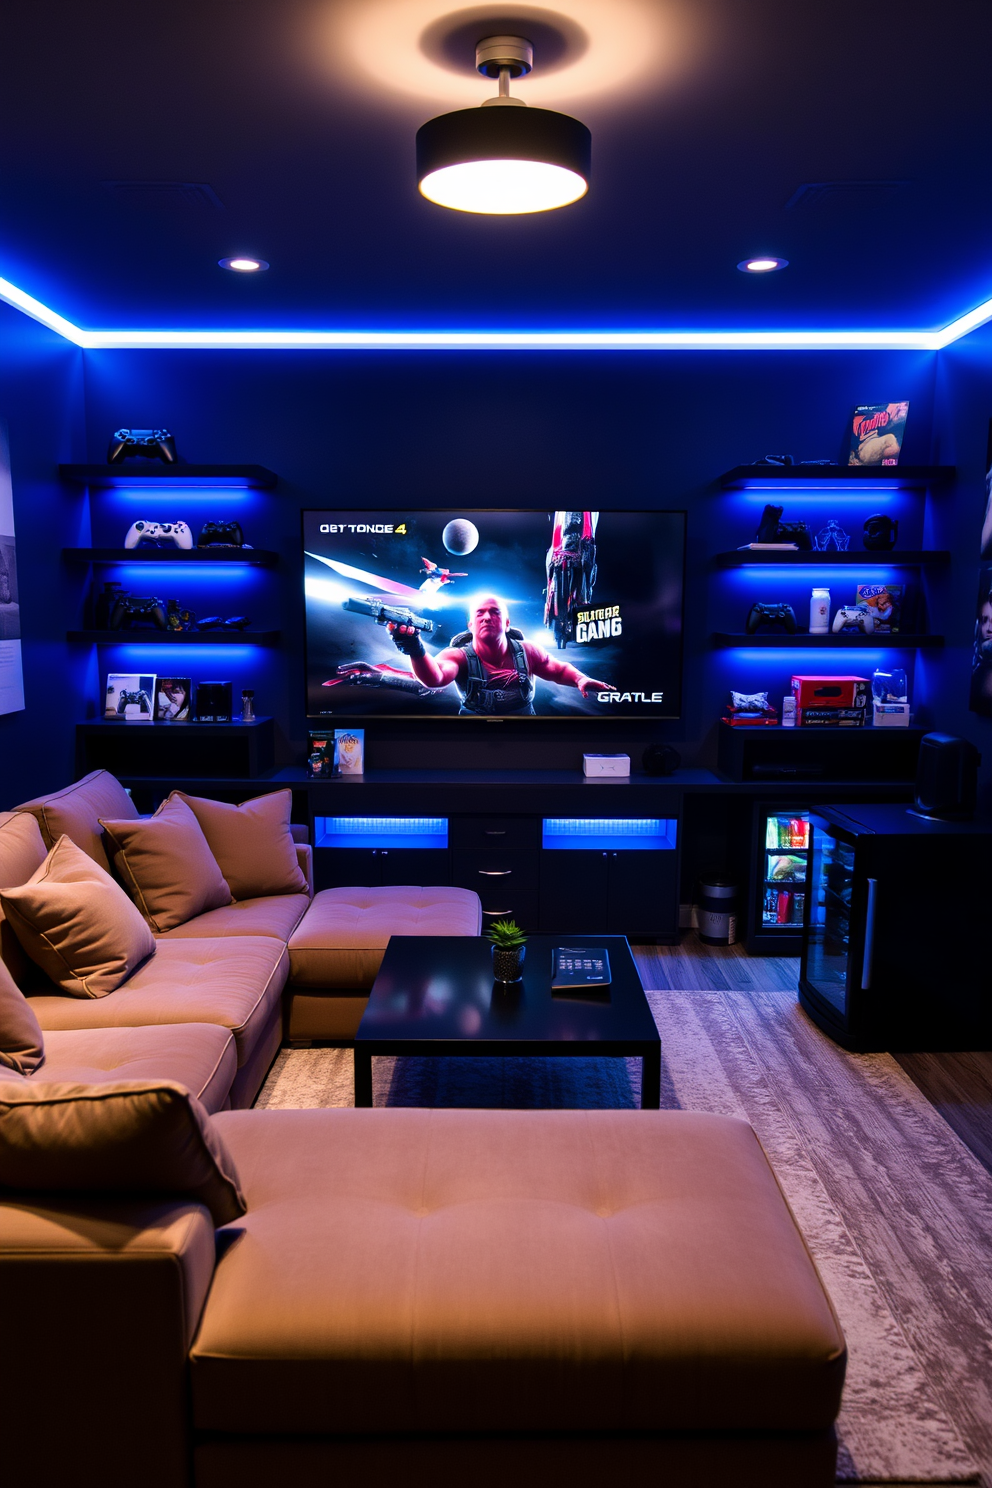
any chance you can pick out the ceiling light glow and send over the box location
[419,157,587,213]
[218,257,269,273]
[416,37,590,215]
[739,257,788,273]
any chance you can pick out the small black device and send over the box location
[863,514,899,551]
[195,680,233,722]
[642,743,681,776]
[746,601,797,634]
[107,428,177,464]
[198,520,245,547]
[196,616,225,630]
[115,689,152,716]
[755,503,813,550]
[912,733,981,821]
[109,593,168,630]
[93,581,124,630]
[224,616,251,630]
[343,597,437,634]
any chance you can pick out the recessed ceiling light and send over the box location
[416,36,590,215]
[738,257,788,273]
[218,256,269,273]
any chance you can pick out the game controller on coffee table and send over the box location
[746,602,797,634]
[108,429,177,464]
[124,520,193,550]
[832,605,875,634]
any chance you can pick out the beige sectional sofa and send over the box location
[0,769,847,1487]
[2,770,481,1105]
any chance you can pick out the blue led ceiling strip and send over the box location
[3,273,992,351]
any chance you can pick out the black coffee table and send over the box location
[354,935,660,1108]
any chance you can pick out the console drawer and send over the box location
[451,849,540,892]
[478,888,540,933]
[449,816,541,850]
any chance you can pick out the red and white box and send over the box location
[791,675,870,711]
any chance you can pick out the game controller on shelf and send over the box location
[197,521,248,548]
[108,429,177,464]
[831,605,875,634]
[754,504,813,550]
[124,520,193,550]
[745,602,797,634]
[196,616,252,631]
[115,689,152,716]
[109,593,168,631]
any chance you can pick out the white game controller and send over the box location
[831,604,875,634]
[124,520,193,550]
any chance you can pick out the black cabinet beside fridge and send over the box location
[799,803,991,1051]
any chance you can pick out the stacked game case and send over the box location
[791,675,870,727]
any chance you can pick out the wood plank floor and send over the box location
[636,937,992,1488]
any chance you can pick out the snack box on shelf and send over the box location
[791,675,870,710]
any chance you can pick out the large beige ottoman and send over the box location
[286,885,482,1040]
[192,1108,847,1488]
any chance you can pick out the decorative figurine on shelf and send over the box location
[813,519,851,552]
[723,690,778,727]
[488,919,527,983]
[240,690,255,722]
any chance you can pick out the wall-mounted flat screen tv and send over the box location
[303,509,685,720]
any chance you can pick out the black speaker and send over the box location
[913,733,981,821]
[642,744,681,776]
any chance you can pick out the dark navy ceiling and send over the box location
[1,0,990,331]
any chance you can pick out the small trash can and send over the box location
[697,875,738,946]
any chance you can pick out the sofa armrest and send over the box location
[290,823,310,845]
[296,842,314,897]
[0,1195,216,1488]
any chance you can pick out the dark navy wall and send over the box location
[929,324,992,810]
[77,346,941,774]
[0,303,86,806]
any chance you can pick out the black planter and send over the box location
[491,943,525,983]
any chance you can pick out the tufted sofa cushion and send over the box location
[192,1108,846,1437]
[28,936,288,1071]
[287,886,482,990]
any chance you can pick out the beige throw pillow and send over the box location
[174,789,308,900]
[0,836,156,999]
[99,795,232,933]
[0,956,44,1074]
[15,769,138,874]
[0,1079,246,1225]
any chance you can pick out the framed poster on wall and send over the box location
[0,420,24,716]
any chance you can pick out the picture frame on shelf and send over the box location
[105,672,156,720]
[155,676,192,721]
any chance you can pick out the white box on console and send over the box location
[583,754,630,777]
[872,702,911,727]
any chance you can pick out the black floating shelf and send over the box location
[712,631,944,648]
[77,717,273,731]
[715,549,951,567]
[719,465,954,490]
[67,630,280,646]
[63,547,278,566]
[59,464,277,489]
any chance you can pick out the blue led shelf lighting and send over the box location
[314,817,449,850]
[542,818,678,851]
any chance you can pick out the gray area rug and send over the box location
[257,946,988,1485]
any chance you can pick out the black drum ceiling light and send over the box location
[416,36,591,215]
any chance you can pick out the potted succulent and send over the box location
[487,918,527,983]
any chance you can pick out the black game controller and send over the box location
[109,593,168,630]
[198,520,245,547]
[755,504,813,550]
[116,690,152,716]
[108,429,177,464]
[746,602,797,635]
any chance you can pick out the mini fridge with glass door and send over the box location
[799,802,990,1050]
